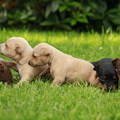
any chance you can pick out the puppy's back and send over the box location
[65,57,95,82]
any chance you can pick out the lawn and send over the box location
[0,28,120,120]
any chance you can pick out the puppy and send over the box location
[92,58,119,91]
[0,59,12,85]
[0,37,50,85]
[111,58,120,78]
[28,43,99,86]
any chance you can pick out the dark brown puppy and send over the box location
[112,58,120,78]
[0,58,17,85]
[0,61,12,85]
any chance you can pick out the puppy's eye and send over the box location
[99,77,105,81]
[99,78,105,82]
[99,78,105,85]
[100,76,106,81]
[33,55,36,58]
[5,44,8,47]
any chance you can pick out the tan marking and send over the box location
[112,84,118,89]
[101,84,107,90]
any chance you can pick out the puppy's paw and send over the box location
[14,84,20,88]
[15,80,28,88]
[40,67,50,76]
[50,83,60,87]
[0,64,4,72]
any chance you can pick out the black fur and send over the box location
[92,58,119,91]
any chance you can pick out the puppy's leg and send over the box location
[40,66,50,76]
[40,67,52,79]
[0,60,18,72]
[16,76,31,85]
[14,76,30,88]
[7,62,18,72]
[16,68,35,86]
[50,77,65,87]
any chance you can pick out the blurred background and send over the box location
[0,0,120,31]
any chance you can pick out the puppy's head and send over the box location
[0,37,30,61]
[94,64,118,91]
[29,43,51,67]
[112,58,120,78]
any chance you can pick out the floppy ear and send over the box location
[41,48,50,56]
[93,65,100,72]
[111,58,118,65]
[15,44,22,55]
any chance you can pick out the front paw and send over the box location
[13,83,20,88]
[50,82,60,87]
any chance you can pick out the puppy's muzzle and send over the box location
[107,86,113,91]
[107,84,118,91]
[28,60,36,67]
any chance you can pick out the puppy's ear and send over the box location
[111,58,118,65]
[41,48,50,56]
[15,44,21,55]
[93,65,100,72]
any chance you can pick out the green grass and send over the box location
[0,28,120,120]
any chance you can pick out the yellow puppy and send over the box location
[28,43,99,86]
[0,37,50,85]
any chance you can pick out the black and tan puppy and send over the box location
[0,61,12,85]
[92,58,119,91]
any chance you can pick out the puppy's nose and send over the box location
[28,61,31,65]
[107,86,113,91]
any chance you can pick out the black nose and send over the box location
[107,86,113,91]
[28,61,30,65]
